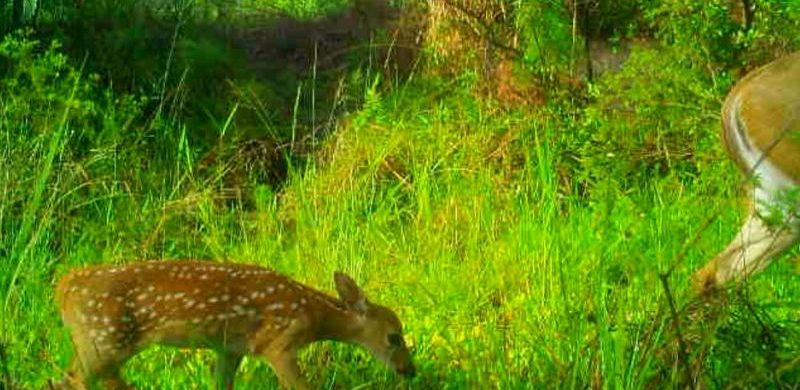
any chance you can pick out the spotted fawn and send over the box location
[55,260,415,389]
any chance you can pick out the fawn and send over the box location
[55,260,415,389]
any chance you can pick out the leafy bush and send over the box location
[567,45,731,192]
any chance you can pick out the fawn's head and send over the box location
[333,272,416,378]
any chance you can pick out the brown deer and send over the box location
[55,260,415,389]
[693,51,800,293]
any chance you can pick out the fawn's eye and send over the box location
[387,333,404,347]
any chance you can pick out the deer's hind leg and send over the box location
[694,211,799,293]
[64,328,134,390]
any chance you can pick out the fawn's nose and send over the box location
[398,363,416,378]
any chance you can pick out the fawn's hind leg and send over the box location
[66,332,133,390]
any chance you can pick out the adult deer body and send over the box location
[56,260,415,389]
[694,51,800,292]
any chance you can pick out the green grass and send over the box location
[1,2,800,389]
[242,0,352,18]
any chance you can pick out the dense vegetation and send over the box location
[1,0,799,388]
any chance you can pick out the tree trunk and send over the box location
[581,0,593,82]
[12,0,24,29]
[742,0,754,31]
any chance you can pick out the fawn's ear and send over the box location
[334,272,368,314]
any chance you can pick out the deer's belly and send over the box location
[141,319,252,352]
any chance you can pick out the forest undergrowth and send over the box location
[0,0,799,388]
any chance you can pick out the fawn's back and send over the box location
[58,261,319,353]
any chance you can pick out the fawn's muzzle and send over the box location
[397,363,416,378]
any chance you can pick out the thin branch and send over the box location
[0,340,11,389]
[439,0,524,59]
[658,273,694,387]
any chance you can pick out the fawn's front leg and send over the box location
[263,349,310,390]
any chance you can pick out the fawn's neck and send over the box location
[310,294,363,343]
